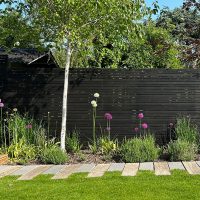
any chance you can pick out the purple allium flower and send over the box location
[26,124,32,129]
[142,123,148,129]
[104,113,112,120]
[106,127,111,131]
[0,103,4,108]
[138,113,144,119]
[134,127,139,132]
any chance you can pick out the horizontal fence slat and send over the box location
[1,67,200,145]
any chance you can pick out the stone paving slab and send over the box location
[183,161,200,175]
[122,163,139,176]
[0,166,22,178]
[18,165,51,180]
[52,164,81,179]
[0,165,10,172]
[42,165,64,174]
[168,162,185,170]
[108,163,125,172]
[154,162,171,175]
[88,164,110,177]
[196,161,200,167]
[11,165,38,175]
[75,164,96,173]
[139,162,154,171]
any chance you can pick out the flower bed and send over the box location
[0,94,199,165]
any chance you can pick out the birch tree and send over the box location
[3,0,154,150]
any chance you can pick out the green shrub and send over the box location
[167,139,197,161]
[175,116,199,144]
[8,138,36,164]
[66,130,82,153]
[40,145,69,164]
[121,135,159,162]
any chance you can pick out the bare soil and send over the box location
[67,150,121,164]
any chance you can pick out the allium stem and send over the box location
[55,120,58,139]
[108,119,111,140]
[7,112,10,146]
[47,112,50,145]
[139,119,141,137]
[3,120,6,149]
[92,107,96,148]
[0,108,2,146]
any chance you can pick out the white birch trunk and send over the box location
[60,44,72,151]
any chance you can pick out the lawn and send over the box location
[0,171,200,200]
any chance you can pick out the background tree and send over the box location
[5,0,153,150]
[120,22,183,69]
[156,0,200,68]
[0,6,46,51]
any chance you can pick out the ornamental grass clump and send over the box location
[66,129,82,153]
[121,135,159,163]
[175,116,199,145]
[167,139,197,161]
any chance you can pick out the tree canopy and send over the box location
[0,4,46,50]
[1,0,198,68]
[7,0,153,150]
[156,0,200,68]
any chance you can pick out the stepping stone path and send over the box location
[168,162,185,170]
[182,161,200,175]
[154,162,171,175]
[88,164,110,177]
[1,161,200,180]
[122,163,139,176]
[52,164,81,179]
[11,165,38,175]
[195,161,200,168]
[42,165,64,175]
[18,165,50,180]
[108,163,125,172]
[76,164,96,173]
[0,166,22,178]
[139,162,154,171]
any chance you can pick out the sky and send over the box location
[0,0,184,10]
[0,0,184,13]
[146,0,184,10]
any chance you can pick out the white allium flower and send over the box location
[92,102,97,107]
[91,100,96,105]
[13,108,18,112]
[94,93,100,98]
[14,41,20,46]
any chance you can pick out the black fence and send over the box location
[1,66,200,145]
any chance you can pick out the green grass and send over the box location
[0,171,200,200]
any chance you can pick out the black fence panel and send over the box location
[1,66,200,145]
